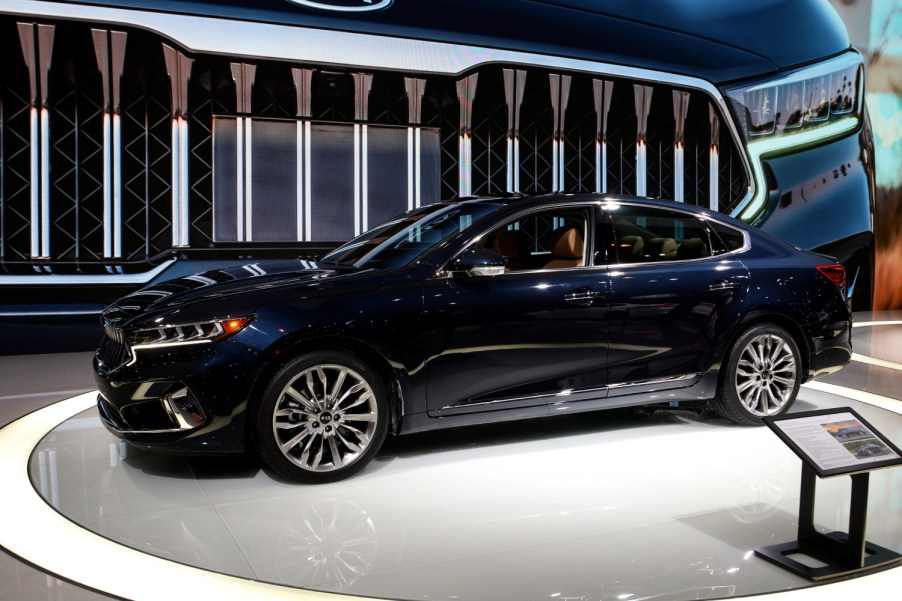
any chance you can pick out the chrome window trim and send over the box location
[2,0,754,215]
[441,375,698,410]
[607,373,699,389]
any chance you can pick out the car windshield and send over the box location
[320,201,503,269]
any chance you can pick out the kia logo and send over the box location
[284,0,393,12]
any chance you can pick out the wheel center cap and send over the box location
[320,412,333,424]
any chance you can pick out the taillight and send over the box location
[817,264,846,289]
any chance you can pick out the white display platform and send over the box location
[1,379,900,601]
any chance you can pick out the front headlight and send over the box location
[724,52,864,221]
[129,317,253,349]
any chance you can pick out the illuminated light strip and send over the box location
[0,258,176,284]
[852,321,902,328]
[737,116,860,221]
[0,389,897,601]
[802,381,902,411]
[851,353,902,372]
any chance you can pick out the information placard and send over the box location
[763,407,902,478]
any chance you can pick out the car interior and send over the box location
[481,210,588,272]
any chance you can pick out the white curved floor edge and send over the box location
[0,386,899,601]
[852,320,902,328]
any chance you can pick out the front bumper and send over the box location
[93,340,260,454]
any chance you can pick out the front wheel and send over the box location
[711,324,802,426]
[253,351,389,483]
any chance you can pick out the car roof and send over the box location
[454,193,747,228]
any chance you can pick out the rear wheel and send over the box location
[253,351,388,483]
[711,324,801,425]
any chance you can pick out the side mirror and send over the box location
[452,249,506,278]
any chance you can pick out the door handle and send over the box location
[707,279,742,292]
[564,288,604,304]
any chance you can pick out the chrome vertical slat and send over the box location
[293,68,313,241]
[352,73,373,234]
[362,123,368,229]
[110,31,127,258]
[235,116,244,241]
[92,30,113,258]
[169,116,180,246]
[245,117,253,241]
[596,80,614,193]
[304,120,312,241]
[673,91,690,203]
[404,77,426,210]
[231,62,256,242]
[456,74,477,198]
[17,23,42,259]
[353,122,360,234]
[549,74,572,192]
[415,127,422,207]
[178,116,189,246]
[163,45,193,248]
[559,75,571,191]
[549,74,560,192]
[297,122,306,236]
[36,25,53,260]
[709,104,720,212]
[634,84,653,198]
[406,126,414,211]
[29,106,39,257]
[502,69,526,192]
[513,72,526,192]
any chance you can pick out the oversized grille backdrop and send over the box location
[0,16,748,276]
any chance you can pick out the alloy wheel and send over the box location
[734,333,797,417]
[272,364,378,472]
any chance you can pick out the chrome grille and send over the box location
[98,322,132,372]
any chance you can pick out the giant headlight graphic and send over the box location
[725,52,864,221]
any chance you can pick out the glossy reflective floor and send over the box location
[2,314,902,601]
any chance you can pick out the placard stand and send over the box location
[755,465,901,580]
[757,407,902,581]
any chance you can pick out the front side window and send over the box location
[608,206,713,264]
[478,208,591,272]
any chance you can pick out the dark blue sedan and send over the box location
[95,194,852,482]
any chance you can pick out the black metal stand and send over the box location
[756,465,902,581]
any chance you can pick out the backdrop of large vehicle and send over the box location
[0,0,876,354]
[94,194,852,482]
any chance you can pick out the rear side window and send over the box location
[609,206,712,264]
[709,221,746,255]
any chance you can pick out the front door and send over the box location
[421,206,612,416]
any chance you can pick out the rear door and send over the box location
[602,204,748,396]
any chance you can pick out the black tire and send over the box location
[710,324,802,426]
[253,350,389,483]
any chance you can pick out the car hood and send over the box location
[50,0,850,83]
[103,259,382,326]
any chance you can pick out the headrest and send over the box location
[619,235,645,256]
[548,227,583,260]
[494,230,529,258]
[676,238,710,260]
[644,237,677,260]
